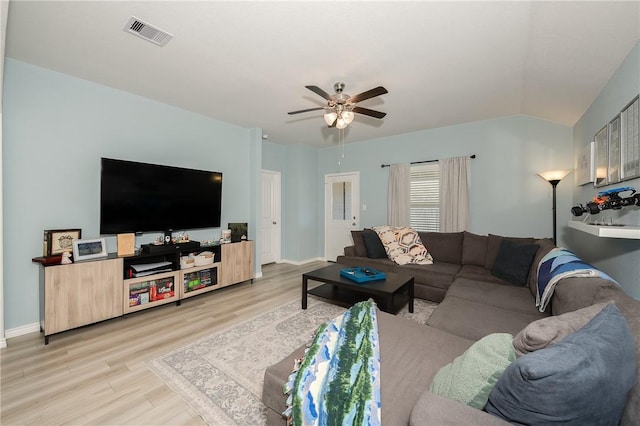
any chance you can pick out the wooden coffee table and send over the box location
[302,264,414,314]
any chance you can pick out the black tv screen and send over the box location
[100,158,222,234]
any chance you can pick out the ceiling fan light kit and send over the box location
[289,82,388,129]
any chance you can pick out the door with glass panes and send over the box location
[324,172,360,261]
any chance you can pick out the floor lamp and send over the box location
[538,170,572,245]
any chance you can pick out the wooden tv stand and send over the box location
[33,240,254,344]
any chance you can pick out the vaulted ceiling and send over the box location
[5,1,640,147]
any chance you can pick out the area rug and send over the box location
[147,297,438,425]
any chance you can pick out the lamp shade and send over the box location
[537,170,572,182]
[324,112,337,126]
[342,110,355,124]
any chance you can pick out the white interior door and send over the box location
[261,170,281,265]
[325,172,360,261]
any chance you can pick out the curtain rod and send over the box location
[380,154,476,168]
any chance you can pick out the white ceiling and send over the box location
[4,1,640,147]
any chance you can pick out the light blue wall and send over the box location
[570,41,640,299]
[3,59,259,330]
[262,140,288,173]
[282,144,320,261]
[264,115,574,263]
[318,116,574,244]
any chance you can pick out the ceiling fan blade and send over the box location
[352,106,386,119]
[347,86,388,104]
[287,107,326,115]
[305,85,333,101]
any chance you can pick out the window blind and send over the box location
[410,163,440,232]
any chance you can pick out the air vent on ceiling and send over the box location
[124,16,173,47]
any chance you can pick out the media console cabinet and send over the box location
[32,240,255,344]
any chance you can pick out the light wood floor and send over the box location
[0,261,330,426]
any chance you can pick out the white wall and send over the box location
[3,59,259,330]
[570,41,640,299]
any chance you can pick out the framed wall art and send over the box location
[43,228,81,256]
[608,114,621,184]
[577,141,595,185]
[72,238,108,261]
[594,125,609,187]
[621,96,639,180]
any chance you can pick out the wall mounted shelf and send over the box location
[568,220,640,239]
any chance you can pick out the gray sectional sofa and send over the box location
[262,231,640,425]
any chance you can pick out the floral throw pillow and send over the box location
[373,226,433,265]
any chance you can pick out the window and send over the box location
[410,163,440,232]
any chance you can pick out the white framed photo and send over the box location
[72,238,108,261]
[594,125,609,187]
[577,141,595,185]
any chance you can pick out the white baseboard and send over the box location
[254,271,263,279]
[5,322,40,339]
[281,257,326,266]
[0,338,6,348]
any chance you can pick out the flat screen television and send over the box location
[100,158,222,235]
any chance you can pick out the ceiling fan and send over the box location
[288,82,388,129]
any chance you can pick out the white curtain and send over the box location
[439,156,470,232]
[0,0,9,348]
[388,163,410,226]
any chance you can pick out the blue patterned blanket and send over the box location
[536,248,618,312]
[283,300,381,426]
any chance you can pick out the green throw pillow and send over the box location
[429,333,516,409]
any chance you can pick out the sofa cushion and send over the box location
[485,304,636,426]
[419,232,464,264]
[361,229,387,258]
[410,391,510,426]
[445,278,540,315]
[512,302,610,357]
[426,296,548,341]
[462,232,488,266]
[551,276,618,316]
[484,234,534,270]
[398,262,461,290]
[456,265,515,285]
[491,240,539,285]
[429,333,515,409]
[351,230,367,257]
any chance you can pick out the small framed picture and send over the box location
[594,125,609,187]
[44,229,82,256]
[72,238,108,261]
[576,141,595,185]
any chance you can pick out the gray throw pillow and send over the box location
[512,302,611,357]
[485,304,636,425]
[361,229,387,259]
[484,234,534,270]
